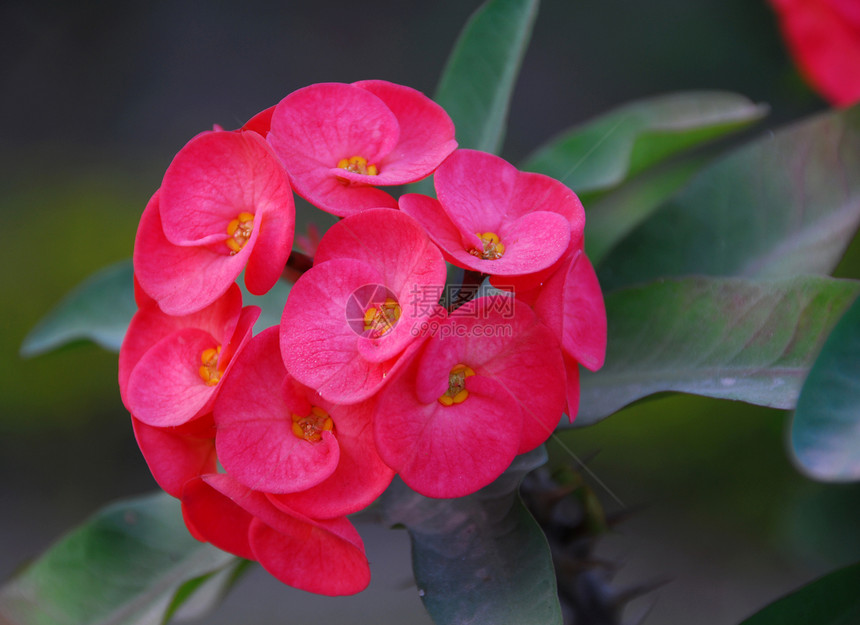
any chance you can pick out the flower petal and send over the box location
[127,328,220,427]
[132,415,217,498]
[375,358,522,499]
[160,131,292,247]
[133,192,247,315]
[353,80,457,184]
[216,328,341,493]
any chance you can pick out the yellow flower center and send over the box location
[469,232,506,260]
[337,155,378,176]
[336,155,379,186]
[226,212,254,255]
[291,406,334,443]
[198,345,222,386]
[438,364,476,406]
[363,297,401,338]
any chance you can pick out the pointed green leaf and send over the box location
[521,91,766,196]
[20,258,293,357]
[576,276,860,426]
[435,0,539,155]
[21,259,136,356]
[0,492,238,625]
[584,156,706,265]
[791,295,860,481]
[738,561,860,625]
[599,106,860,291]
[383,448,561,625]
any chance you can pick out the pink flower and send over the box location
[134,129,295,315]
[399,149,584,286]
[119,283,259,428]
[214,327,394,519]
[280,208,447,404]
[373,296,566,498]
[267,80,457,217]
[181,473,371,596]
[131,414,217,498]
[769,0,860,106]
[530,249,607,420]
[241,105,275,135]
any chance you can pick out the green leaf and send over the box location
[435,0,539,154]
[163,559,251,623]
[791,295,860,481]
[521,91,766,196]
[738,561,860,625]
[584,156,706,265]
[19,258,293,357]
[383,447,561,625]
[21,259,136,356]
[0,492,238,625]
[598,105,860,292]
[576,276,860,426]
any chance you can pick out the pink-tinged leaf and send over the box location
[577,276,860,425]
[159,131,292,247]
[353,80,457,183]
[133,193,248,315]
[127,328,221,427]
[132,415,217,498]
[375,359,522,499]
[215,329,340,494]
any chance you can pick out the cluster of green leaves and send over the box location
[5,0,860,623]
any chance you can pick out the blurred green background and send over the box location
[3,1,857,624]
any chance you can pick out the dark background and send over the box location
[3,1,852,624]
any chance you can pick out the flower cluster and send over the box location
[120,79,606,595]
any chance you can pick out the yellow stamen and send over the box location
[469,232,506,260]
[363,297,402,338]
[291,407,334,443]
[438,364,476,406]
[337,155,378,176]
[225,212,254,255]
[198,345,222,386]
